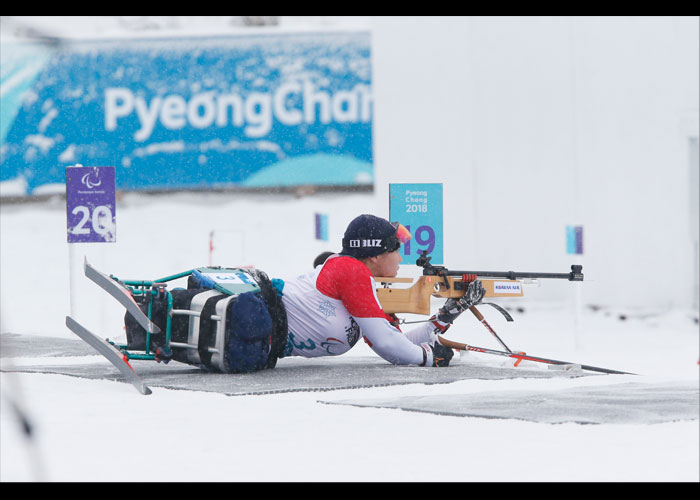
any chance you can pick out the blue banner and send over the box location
[389,183,443,265]
[1,32,373,195]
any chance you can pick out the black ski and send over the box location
[65,316,152,395]
[83,258,160,334]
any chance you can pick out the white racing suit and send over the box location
[280,255,439,366]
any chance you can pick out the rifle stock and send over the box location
[376,252,582,315]
[376,276,524,314]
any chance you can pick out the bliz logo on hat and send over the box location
[348,239,382,248]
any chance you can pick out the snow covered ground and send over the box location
[1,192,698,482]
[1,15,698,482]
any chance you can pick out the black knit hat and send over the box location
[340,214,401,258]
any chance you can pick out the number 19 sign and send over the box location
[389,183,443,264]
[66,166,116,243]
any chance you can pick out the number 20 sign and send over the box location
[66,166,116,243]
[389,183,443,265]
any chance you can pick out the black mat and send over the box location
[5,334,695,425]
[1,333,594,396]
[323,381,699,425]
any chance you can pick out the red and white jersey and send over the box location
[280,255,436,366]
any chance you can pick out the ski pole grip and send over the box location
[469,305,485,321]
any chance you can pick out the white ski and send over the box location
[65,316,152,395]
[83,257,160,334]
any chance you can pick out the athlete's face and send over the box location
[368,249,402,277]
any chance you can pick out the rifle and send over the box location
[373,251,630,375]
[376,250,583,315]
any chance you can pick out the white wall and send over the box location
[370,16,700,309]
[2,16,696,311]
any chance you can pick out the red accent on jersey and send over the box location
[316,256,394,322]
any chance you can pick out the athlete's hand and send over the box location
[436,280,486,324]
[430,342,454,367]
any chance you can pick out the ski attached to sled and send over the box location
[65,316,152,395]
[83,258,160,334]
[437,336,635,375]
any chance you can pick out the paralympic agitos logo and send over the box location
[81,171,102,189]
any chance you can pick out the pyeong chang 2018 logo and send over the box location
[104,82,372,142]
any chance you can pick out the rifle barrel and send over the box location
[415,252,583,281]
[425,265,583,282]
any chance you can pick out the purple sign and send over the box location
[66,166,116,243]
[566,225,583,255]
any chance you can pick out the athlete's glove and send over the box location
[436,279,486,325]
[430,341,454,367]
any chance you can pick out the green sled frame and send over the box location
[87,260,262,369]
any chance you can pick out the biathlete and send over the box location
[277,214,485,367]
[125,214,485,371]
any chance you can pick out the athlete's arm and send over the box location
[317,257,436,366]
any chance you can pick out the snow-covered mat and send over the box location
[1,333,96,358]
[322,381,699,424]
[2,333,593,396]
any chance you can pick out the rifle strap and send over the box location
[481,302,514,322]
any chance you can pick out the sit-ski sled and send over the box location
[65,258,288,395]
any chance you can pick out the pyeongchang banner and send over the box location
[1,31,373,195]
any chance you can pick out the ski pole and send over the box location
[469,305,513,353]
[437,336,636,375]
